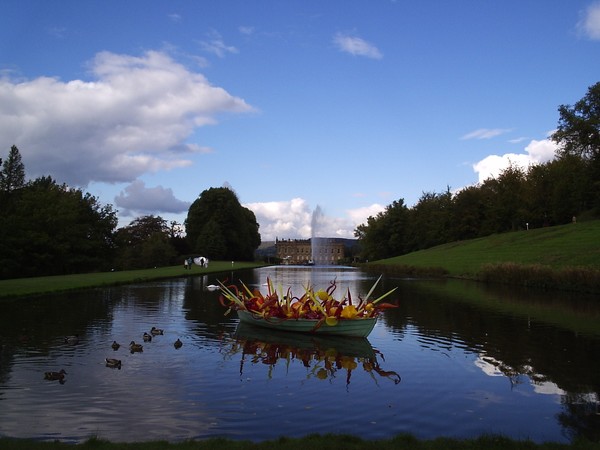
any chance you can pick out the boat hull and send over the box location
[236,310,376,337]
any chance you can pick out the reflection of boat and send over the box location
[229,323,400,385]
[235,322,376,357]
[237,310,377,337]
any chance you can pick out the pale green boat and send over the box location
[236,309,377,337]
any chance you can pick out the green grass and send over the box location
[371,220,600,277]
[0,261,265,299]
[0,434,598,450]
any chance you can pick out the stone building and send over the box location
[275,237,345,265]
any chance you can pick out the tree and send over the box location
[113,215,177,269]
[552,82,600,212]
[0,176,117,278]
[450,185,487,240]
[552,82,600,161]
[493,163,528,231]
[406,189,453,251]
[185,187,261,261]
[0,145,26,193]
[354,199,409,261]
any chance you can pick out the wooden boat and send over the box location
[236,310,377,337]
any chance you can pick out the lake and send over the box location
[0,265,599,444]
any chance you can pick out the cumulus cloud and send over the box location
[244,198,385,241]
[114,179,191,216]
[461,128,512,140]
[333,33,383,59]
[472,137,558,183]
[0,50,253,187]
[347,203,386,224]
[578,2,600,40]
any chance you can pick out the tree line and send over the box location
[2,81,598,277]
[355,81,600,261]
[0,146,260,279]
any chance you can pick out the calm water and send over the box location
[0,266,599,443]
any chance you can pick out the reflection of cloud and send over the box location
[475,355,565,398]
[474,356,503,377]
[532,381,565,396]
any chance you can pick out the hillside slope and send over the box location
[372,220,600,277]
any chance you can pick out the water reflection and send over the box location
[225,323,400,387]
[0,269,599,443]
[378,277,600,442]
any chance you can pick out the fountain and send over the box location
[310,205,324,265]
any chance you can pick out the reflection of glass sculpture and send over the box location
[224,323,401,386]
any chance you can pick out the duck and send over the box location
[111,340,120,350]
[174,338,183,349]
[150,326,164,336]
[105,358,122,369]
[44,369,67,381]
[143,332,152,342]
[129,341,143,353]
[64,334,79,345]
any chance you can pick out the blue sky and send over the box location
[1,1,599,241]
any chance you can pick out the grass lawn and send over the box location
[373,220,600,277]
[0,261,265,299]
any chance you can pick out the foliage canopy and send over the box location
[185,187,261,261]
[0,151,118,278]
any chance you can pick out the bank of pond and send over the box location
[1,434,600,450]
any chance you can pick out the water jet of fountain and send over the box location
[310,205,324,265]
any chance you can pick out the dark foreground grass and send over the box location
[0,261,265,299]
[0,435,598,450]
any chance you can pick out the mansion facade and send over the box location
[275,237,345,265]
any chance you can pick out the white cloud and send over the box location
[472,137,558,183]
[508,136,528,144]
[239,26,255,36]
[578,2,600,40]
[0,50,253,187]
[244,198,313,241]
[461,128,512,140]
[347,203,386,224]
[114,179,191,216]
[333,33,383,59]
[244,198,384,241]
[199,31,238,58]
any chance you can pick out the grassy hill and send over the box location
[367,220,600,292]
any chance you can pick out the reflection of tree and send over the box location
[221,323,401,388]
[381,278,600,442]
[0,289,118,383]
[558,393,600,442]
[182,273,240,339]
